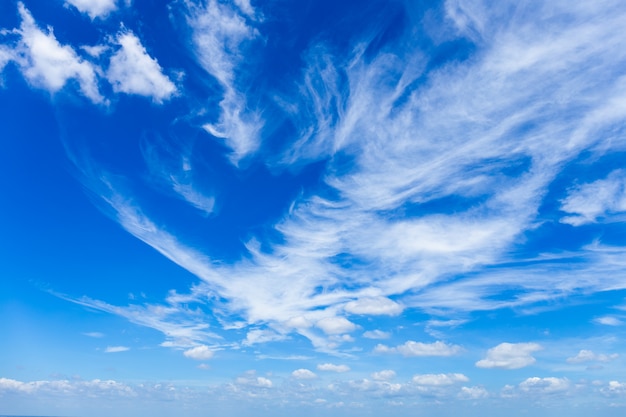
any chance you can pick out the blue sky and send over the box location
[1,0,626,416]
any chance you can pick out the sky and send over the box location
[1,0,626,416]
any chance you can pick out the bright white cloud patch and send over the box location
[412,373,469,386]
[292,369,317,380]
[561,170,626,226]
[594,316,623,326]
[315,317,357,335]
[476,343,542,370]
[317,363,350,373]
[106,32,176,103]
[104,346,129,353]
[344,297,403,316]
[9,2,104,103]
[567,349,618,364]
[371,370,396,381]
[362,330,391,339]
[183,345,214,360]
[375,340,462,357]
[65,0,118,19]
[189,0,262,162]
[519,377,570,393]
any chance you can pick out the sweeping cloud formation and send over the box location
[2,0,626,416]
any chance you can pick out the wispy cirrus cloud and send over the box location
[29,0,626,359]
[186,0,262,162]
[105,346,130,353]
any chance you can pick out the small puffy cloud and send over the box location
[567,349,618,364]
[412,373,469,386]
[459,386,489,399]
[475,342,542,370]
[106,32,177,103]
[83,332,104,338]
[315,317,357,335]
[594,316,623,326]
[362,330,391,339]
[519,377,570,393]
[371,370,396,381]
[317,363,350,373]
[604,380,626,395]
[374,340,462,357]
[105,346,129,353]
[235,372,273,388]
[65,0,118,19]
[292,369,317,380]
[560,170,626,226]
[10,3,104,103]
[344,297,403,316]
[183,345,214,360]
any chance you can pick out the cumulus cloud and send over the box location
[476,342,542,370]
[0,377,135,397]
[519,377,570,394]
[106,31,176,103]
[315,317,357,335]
[292,369,317,380]
[8,2,104,103]
[362,330,391,340]
[317,363,350,373]
[561,170,626,226]
[105,346,129,353]
[459,386,489,399]
[183,345,214,360]
[235,371,273,388]
[375,340,462,357]
[412,373,469,386]
[65,0,118,19]
[567,349,618,364]
[344,297,403,316]
[371,370,396,381]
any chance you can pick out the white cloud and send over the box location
[459,386,489,399]
[106,31,176,103]
[317,363,350,373]
[235,372,273,388]
[412,373,469,386]
[375,340,462,357]
[183,345,214,360]
[371,370,396,381]
[104,346,129,353]
[519,377,570,393]
[561,170,626,226]
[65,0,118,19]
[83,331,104,338]
[362,330,391,340]
[9,2,104,103]
[567,349,618,364]
[0,377,135,397]
[594,316,623,326]
[476,342,542,370]
[344,297,403,316]
[188,0,262,162]
[315,317,357,335]
[292,369,317,380]
[59,0,626,360]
